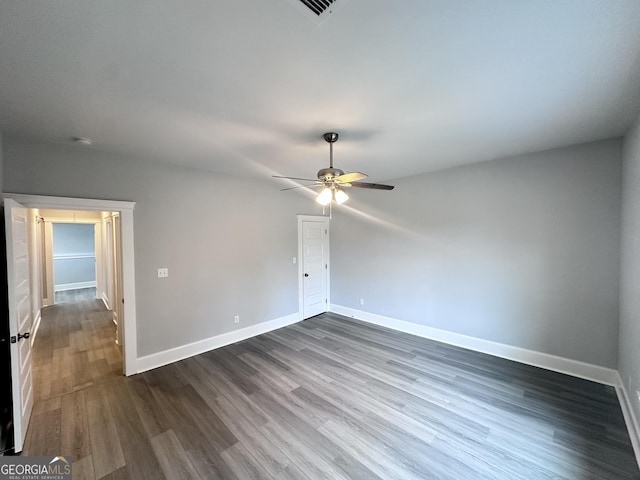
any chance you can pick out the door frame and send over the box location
[41,220,54,307]
[4,193,137,376]
[103,215,115,310]
[297,215,330,319]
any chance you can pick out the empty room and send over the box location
[1,1,640,479]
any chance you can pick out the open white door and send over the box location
[299,217,329,319]
[5,199,34,452]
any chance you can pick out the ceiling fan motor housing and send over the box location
[273,130,394,191]
[323,132,339,143]
[317,167,345,181]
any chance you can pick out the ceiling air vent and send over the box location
[286,0,346,25]
[299,0,335,16]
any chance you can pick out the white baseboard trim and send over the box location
[30,309,42,345]
[616,374,640,469]
[101,293,110,310]
[136,312,301,374]
[330,304,620,387]
[54,281,97,292]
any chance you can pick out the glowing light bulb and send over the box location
[316,187,332,205]
[334,188,349,205]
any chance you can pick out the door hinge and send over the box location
[325,264,327,269]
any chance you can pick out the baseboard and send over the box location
[101,293,110,310]
[30,309,42,344]
[136,312,301,374]
[54,281,97,292]
[330,304,620,387]
[616,374,640,469]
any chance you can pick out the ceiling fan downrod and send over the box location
[323,132,339,169]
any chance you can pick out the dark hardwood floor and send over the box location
[29,300,122,406]
[24,306,640,479]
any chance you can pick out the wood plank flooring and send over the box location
[23,306,640,479]
[30,300,122,405]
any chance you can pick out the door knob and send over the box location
[304,273,309,277]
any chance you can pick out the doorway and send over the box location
[3,194,137,374]
[36,210,123,337]
[3,194,136,454]
[51,221,98,304]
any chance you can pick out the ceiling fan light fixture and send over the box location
[334,188,349,205]
[274,131,395,202]
[316,187,332,205]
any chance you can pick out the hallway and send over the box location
[24,300,122,456]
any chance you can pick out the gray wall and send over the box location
[2,135,315,357]
[52,223,95,286]
[620,114,640,421]
[331,139,622,368]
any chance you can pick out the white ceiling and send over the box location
[1,0,640,183]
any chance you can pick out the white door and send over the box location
[5,199,34,452]
[301,219,329,319]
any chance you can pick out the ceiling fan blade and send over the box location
[280,183,323,191]
[335,172,368,183]
[349,182,395,190]
[273,175,318,182]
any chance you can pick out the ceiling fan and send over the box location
[273,132,394,205]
